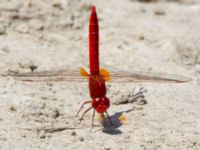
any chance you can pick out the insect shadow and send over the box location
[101,108,134,135]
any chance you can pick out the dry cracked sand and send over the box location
[0,0,200,150]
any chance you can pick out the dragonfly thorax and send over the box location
[92,97,110,113]
[89,75,106,98]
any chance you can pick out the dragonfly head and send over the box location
[92,97,110,113]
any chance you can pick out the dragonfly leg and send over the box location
[79,106,93,121]
[105,111,114,126]
[75,100,92,118]
[91,109,96,127]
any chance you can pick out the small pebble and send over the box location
[29,19,44,30]
[154,10,166,16]
[18,62,38,72]
[21,133,26,138]
[29,64,38,72]
[138,35,145,41]
[192,142,197,146]
[79,136,84,142]
[16,23,29,33]
[47,108,60,118]
[9,106,17,112]
[71,131,76,136]
[39,130,46,139]
[41,96,48,100]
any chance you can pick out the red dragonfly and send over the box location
[5,6,191,126]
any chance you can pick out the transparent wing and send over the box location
[3,69,88,82]
[3,69,191,83]
[107,70,191,83]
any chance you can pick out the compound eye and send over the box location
[92,97,110,113]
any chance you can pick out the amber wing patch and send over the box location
[80,67,89,78]
[100,68,110,81]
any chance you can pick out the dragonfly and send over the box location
[4,6,191,126]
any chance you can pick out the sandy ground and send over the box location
[0,0,200,150]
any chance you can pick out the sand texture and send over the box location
[0,0,199,150]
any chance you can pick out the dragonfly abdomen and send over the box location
[89,6,99,75]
